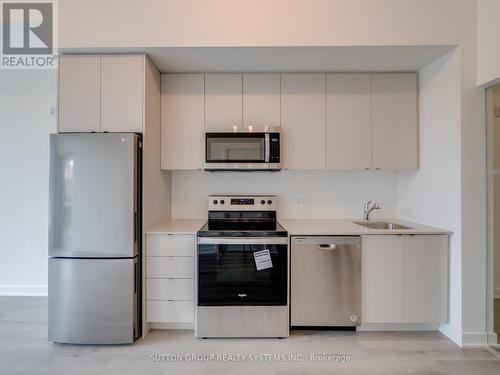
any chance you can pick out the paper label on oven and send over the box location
[253,249,273,271]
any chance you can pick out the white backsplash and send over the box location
[171,170,398,219]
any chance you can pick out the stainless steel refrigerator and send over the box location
[48,133,141,344]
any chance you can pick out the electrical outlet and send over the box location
[296,196,303,206]
[183,197,189,206]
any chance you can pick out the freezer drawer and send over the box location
[48,258,138,344]
[291,236,361,327]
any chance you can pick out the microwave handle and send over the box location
[265,133,270,162]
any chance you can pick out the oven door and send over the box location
[197,237,288,306]
[204,132,279,170]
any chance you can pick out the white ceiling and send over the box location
[61,45,455,73]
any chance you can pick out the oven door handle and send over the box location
[198,237,288,245]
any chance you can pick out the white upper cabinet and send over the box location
[161,74,205,170]
[281,74,326,169]
[242,74,281,128]
[372,73,418,170]
[101,55,144,133]
[326,74,372,170]
[404,235,447,323]
[58,55,101,132]
[205,74,242,131]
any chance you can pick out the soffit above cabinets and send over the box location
[60,45,454,73]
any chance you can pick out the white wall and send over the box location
[171,170,397,219]
[477,0,500,86]
[397,50,462,341]
[0,70,57,295]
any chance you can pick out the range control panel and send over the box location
[208,195,278,211]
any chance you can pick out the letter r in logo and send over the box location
[2,2,53,54]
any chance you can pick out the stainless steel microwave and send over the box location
[204,127,281,171]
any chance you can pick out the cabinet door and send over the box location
[101,55,144,133]
[161,74,204,170]
[58,55,101,132]
[205,74,242,130]
[281,74,326,169]
[362,235,404,323]
[326,74,371,170]
[372,73,418,170]
[243,74,281,128]
[404,235,447,323]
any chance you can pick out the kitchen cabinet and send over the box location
[205,74,242,130]
[145,234,195,324]
[161,74,204,170]
[281,74,326,169]
[362,235,405,323]
[58,54,146,133]
[362,234,447,324]
[243,74,281,128]
[58,55,101,132]
[326,74,372,170]
[101,55,144,133]
[372,73,418,170]
[404,235,447,323]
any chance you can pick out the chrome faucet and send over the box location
[363,200,380,221]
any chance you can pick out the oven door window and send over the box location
[198,243,287,306]
[205,134,265,163]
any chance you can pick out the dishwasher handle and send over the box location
[292,236,361,246]
[316,244,337,250]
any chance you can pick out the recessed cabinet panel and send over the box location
[281,74,326,169]
[161,74,204,170]
[243,74,281,128]
[372,74,418,170]
[362,235,405,323]
[101,55,144,133]
[205,74,242,130]
[58,55,101,132]
[326,74,372,170]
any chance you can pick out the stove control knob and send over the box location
[213,199,218,205]
[220,200,225,205]
[260,200,266,205]
[267,200,273,205]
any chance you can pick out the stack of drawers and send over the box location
[145,234,195,323]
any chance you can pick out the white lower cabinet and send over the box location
[145,234,195,324]
[147,301,195,323]
[362,234,448,324]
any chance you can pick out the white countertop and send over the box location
[145,219,205,235]
[145,218,450,236]
[278,218,451,236]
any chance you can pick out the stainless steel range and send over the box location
[195,195,289,338]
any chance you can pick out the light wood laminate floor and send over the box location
[1,297,500,375]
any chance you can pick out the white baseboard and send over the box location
[358,323,440,331]
[439,323,462,346]
[0,285,48,296]
[439,323,493,347]
[461,331,490,347]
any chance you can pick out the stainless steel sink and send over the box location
[353,221,412,230]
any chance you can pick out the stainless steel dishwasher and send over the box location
[291,236,361,327]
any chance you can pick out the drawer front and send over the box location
[146,257,194,279]
[147,278,194,301]
[147,300,194,323]
[146,234,195,256]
